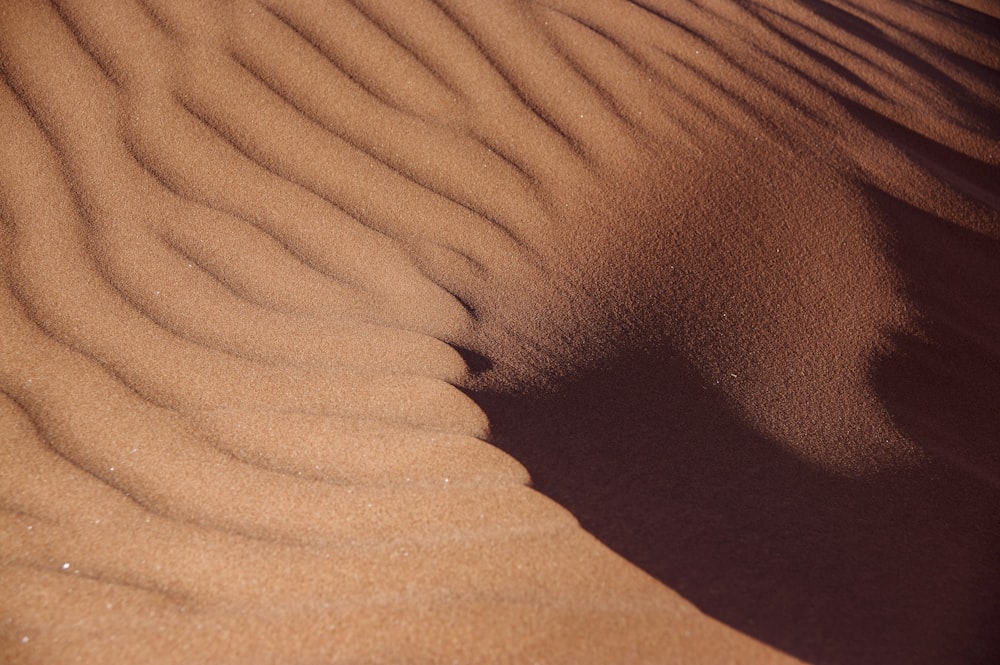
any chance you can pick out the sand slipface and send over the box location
[1,0,997,663]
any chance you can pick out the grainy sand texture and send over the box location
[1,0,998,663]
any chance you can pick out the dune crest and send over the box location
[2,0,998,663]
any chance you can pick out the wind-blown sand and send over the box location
[1,0,998,663]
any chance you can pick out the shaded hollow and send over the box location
[473,340,1000,665]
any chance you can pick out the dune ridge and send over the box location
[2,0,998,663]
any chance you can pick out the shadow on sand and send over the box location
[475,326,999,664]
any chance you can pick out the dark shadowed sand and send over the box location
[1,0,998,663]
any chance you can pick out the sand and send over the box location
[1,0,997,663]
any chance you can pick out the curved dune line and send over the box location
[3,0,999,663]
[1,0,782,662]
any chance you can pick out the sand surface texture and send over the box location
[1,0,998,663]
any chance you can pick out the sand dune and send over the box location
[1,0,998,663]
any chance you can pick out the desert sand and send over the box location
[1,0,998,663]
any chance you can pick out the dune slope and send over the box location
[1,1,998,663]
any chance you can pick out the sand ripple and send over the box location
[2,0,998,663]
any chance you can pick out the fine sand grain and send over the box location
[1,1,998,663]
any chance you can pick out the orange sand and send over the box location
[1,1,998,663]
